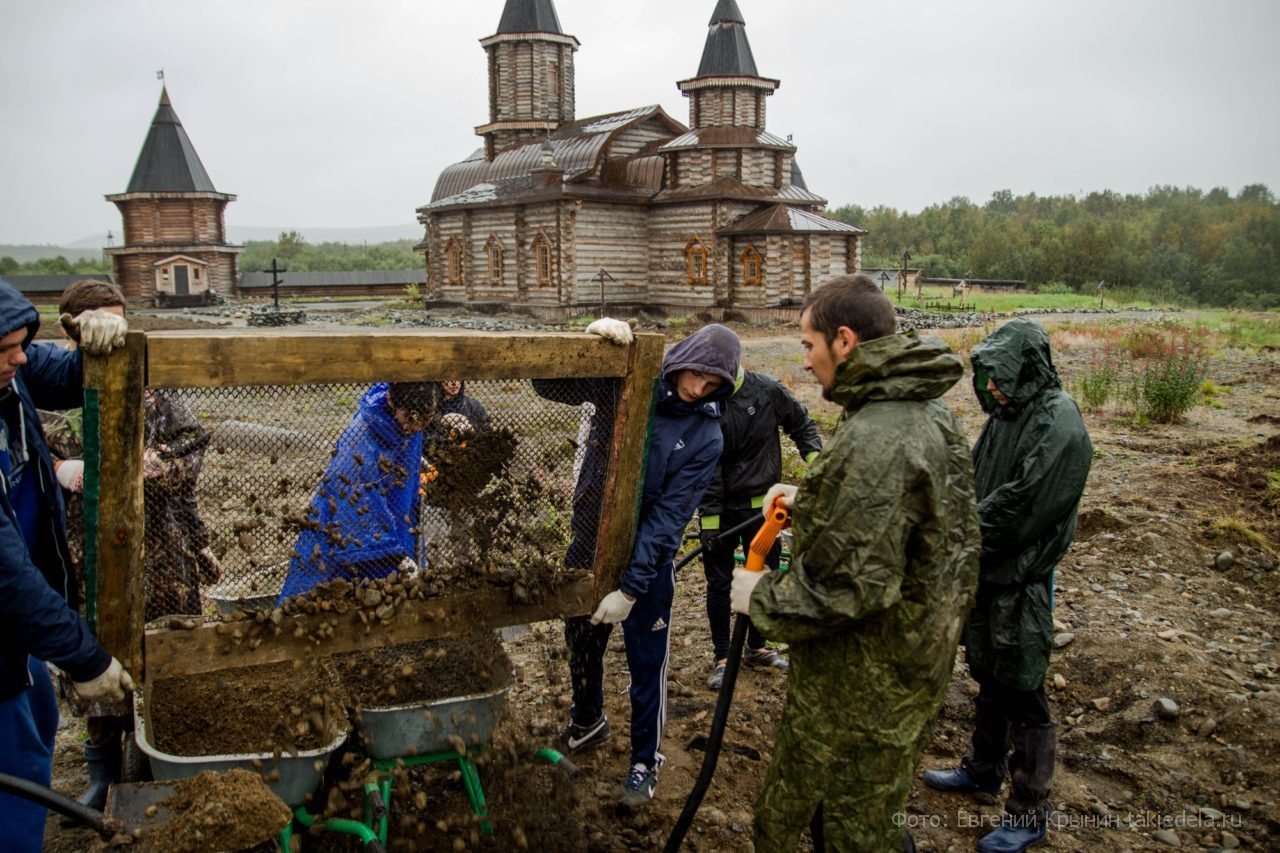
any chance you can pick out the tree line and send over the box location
[830,184,1280,310]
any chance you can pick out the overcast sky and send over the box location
[2,0,1277,246]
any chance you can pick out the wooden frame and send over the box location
[87,329,663,681]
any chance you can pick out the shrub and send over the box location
[1138,351,1206,423]
[1036,281,1074,295]
[1074,358,1119,412]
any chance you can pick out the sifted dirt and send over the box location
[44,307,1280,852]
[119,769,293,853]
[147,660,345,757]
[332,632,508,708]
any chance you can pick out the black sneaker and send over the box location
[744,647,790,670]
[618,761,659,808]
[556,715,610,753]
[706,661,727,691]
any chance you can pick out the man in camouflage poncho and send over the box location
[732,274,981,851]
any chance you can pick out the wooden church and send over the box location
[417,0,866,319]
[105,88,240,307]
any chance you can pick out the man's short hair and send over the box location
[59,280,127,319]
[387,381,444,419]
[801,274,898,344]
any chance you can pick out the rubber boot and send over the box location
[79,738,122,811]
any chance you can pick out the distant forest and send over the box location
[832,183,1280,310]
[5,185,1277,309]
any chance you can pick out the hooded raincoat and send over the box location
[748,331,981,851]
[280,383,424,601]
[964,318,1092,690]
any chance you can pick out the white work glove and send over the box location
[62,309,128,357]
[142,447,169,479]
[761,483,798,518]
[438,413,474,438]
[55,459,85,493]
[585,317,633,346]
[590,590,635,625]
[73,657,136,703]
[398,556,420,579]
[731,567,767,615]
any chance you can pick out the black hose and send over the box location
[662,613,750,852]
[673,516,759,573]
[0,771,120,838]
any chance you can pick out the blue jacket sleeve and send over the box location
[0,511,110,684]
[620,423,722,598]
[21,343,85,411]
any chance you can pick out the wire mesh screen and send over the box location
[137,378,620,622]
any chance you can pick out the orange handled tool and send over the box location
[745,495,791,573]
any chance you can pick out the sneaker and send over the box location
[618,762,659,809]
[921,766,1002,800]
[556,715,610,753]
[975,819,1047,853]
[744,647,790,670]
[706,661,727,691]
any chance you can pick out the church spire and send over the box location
[678,1,778,131]
[125,87,218,193]
[477,0,579,158]
[496,0,563,34]
[698,0,757,76]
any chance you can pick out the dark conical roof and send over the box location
[496,0,563,34]
[708,0,746,25]
[697,1,758,76]
[125,88,217,193]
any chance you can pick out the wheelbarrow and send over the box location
[0,769,291,850]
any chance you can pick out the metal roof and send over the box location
[697,3,758,77]
[428,105,685,205]
[651,176,827,206]
[718,204,867,235]
[496,0,563,34]
[659,127,793,151]
[238,270,426,289]
[125,88,218,194]
[0,273,114,294]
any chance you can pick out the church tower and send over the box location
[105,88,241,306]
[475,0,579,159]
[677,0,779,131]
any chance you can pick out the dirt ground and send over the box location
[41,306,1279,852]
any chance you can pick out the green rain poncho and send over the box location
[748,331,981,852]
[964,318,1092,690]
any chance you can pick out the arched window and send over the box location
[684,235,708,285]
[740,245,764,285]
[534,230,553,286]
[445,237,463,285]
[484,234,505,285]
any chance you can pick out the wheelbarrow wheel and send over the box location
[122,731,152,783]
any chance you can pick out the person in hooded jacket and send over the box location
[552,320,741,811]
[732,274,981,852]
[697,366,822,690]
[923,318,1092,853]
[279,381,445,602]
[0,280,135,852]
[422,380,490,451]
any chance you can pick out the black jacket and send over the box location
[699,368,823,514]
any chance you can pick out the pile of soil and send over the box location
[332,632,508,707]
[147,660,345,757]
[131,769,293,853]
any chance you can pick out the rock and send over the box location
[1152,697,1180,719]
[1220,830,1241,849]
[1197,717,1217,737]
[1054,632,1076,648]
[1151,827,1181,846]
[1053,673,1067,690]
[1215,551,1235,571]
[1091,697,1112,712]
[1198,806,1224,821]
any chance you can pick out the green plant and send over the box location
[403,282,420,301]
[1137,351,1206,423]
